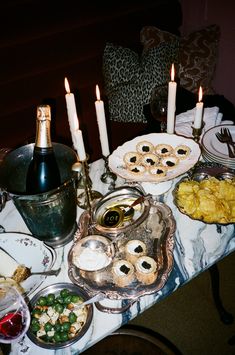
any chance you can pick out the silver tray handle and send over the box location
[95,299,137,314]
[73,210,92,243]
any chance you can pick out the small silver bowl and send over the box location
[72,235,115,271]
[27,283,93,349]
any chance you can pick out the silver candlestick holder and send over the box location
[192,122,205,143]
[72,156,103,210]
[101,155,117,190]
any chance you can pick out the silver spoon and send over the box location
[0,245,61,279]
[28,267,61,277]
[74,293,106,309]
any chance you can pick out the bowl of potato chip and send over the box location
[173,162,235,224]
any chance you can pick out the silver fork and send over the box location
[29,267,61,277]
[223,127,235,154]
[0,245,61,278]
[215,130,235,158]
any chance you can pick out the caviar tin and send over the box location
[91,185,151,237]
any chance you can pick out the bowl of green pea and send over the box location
[27,282,93,349]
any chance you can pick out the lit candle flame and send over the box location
[171,63,175,82]
[198,86,203,102]
[64,77,70,94]
[96,84,101,101]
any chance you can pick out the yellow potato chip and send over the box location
[175,177,235,223]
[216,180,235,200]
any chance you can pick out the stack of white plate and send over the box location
[201,124,235,168]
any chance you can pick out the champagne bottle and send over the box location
[26,105,61,194]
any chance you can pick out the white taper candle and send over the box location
[95,85,110,157]
[193,86,204,129]
[167,64,177,134]
[64,77,79,148]
[74,129,86,161]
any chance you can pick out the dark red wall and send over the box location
[181,0,235,106]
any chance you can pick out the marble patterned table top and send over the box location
[1,159,234,355]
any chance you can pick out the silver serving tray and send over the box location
[173,162,235,225]
[68,199,176,305]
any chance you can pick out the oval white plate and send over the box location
[108,133,201,182]
[202,124,235,160]
[0,232,56,296]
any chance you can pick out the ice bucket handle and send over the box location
[0,188,8,212]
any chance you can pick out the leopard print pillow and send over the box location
[103,39,179,123]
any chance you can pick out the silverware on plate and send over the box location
[28,268,61,277]
[223,127,235,154]
[0,245,61,279]
[215,128,235,158]
[73,293,105,310]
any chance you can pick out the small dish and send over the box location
[72,235,115,271]
[27,282,93,349]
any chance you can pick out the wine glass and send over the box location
[150,84,168,132]
[0,284,30,343]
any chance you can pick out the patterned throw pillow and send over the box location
[141,25,220,95]
[140,26,179,51]
[103,37,179,123]
[178,24,220,95]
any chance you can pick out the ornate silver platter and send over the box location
[68,197,176,305]
[173,162,235,224]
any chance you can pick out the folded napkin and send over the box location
[175,106,223,139]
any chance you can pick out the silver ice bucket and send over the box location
[0,143,78,247]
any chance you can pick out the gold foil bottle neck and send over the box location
[35,105,52,148]
[37,105,51,121]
